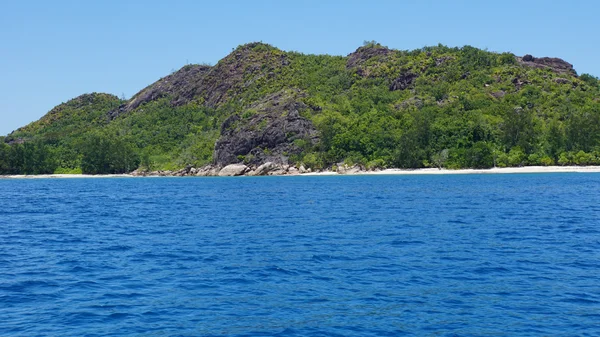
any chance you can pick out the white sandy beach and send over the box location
[0,174,133,179]
[349,166,600,175]
[2,166,600,179]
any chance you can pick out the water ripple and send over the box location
[1,174,599,336]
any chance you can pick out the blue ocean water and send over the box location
[1,174,599,336]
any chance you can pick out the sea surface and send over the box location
[1,174,599,336]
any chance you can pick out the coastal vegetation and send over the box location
[2,42,600,175]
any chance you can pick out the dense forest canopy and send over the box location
[2,42,600,174]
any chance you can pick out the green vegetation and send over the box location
[2,42,600,174]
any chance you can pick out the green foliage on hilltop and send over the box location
[2,42,600,174]
[14,93,123,141]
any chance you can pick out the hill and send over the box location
[2,41,600,175]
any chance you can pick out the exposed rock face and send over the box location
[517,54,576,76]
[198,43,290,108]
[346,45,393,77]
[108,43,290,119]
[213,90,319,166]
[390,72,418,91]
[218,164,249,176]
[347,45,392,68]
[108,65,211,119]
[4,137,25,145]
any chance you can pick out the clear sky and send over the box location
[1,0,598,136]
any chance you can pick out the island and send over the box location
[1,42,600,176]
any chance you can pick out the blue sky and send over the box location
[1,0,598,136]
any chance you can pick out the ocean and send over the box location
[1,174,599,336]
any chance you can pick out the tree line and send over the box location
[3,43,600,174]
[0,132,139,175]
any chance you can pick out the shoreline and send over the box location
[3,166,600,179]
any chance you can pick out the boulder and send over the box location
[268,169,287,176]
[218,164,249,176]
[130,169,146,177]
[196,165,220,176]
[249,162,277,176]
[337,164,364,175]
[512,76,530,89]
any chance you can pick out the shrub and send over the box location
[366,158,386,170]
[527,153,540,165]
[573,150,593,165]
[54,167,82,174]
[558,152,572,166]
[465,142,494,168]
[540,156,554,166]
[508,147,526,167]
[302,153,324,170]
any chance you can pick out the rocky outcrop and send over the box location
[198,43,290,108]
[108,43,291,119]
[130,162,316,178]
[517,54,577,76]
[173,165,193,177]
[346,44,393,77]
[213,89,319,167]
[512,76,531,90]
[336,164,364,175]
[435,56,454,66]
[108,65,211,119]
[390,72,418,91]
[195,165,220,176]
[554,78,570,85]
[248,162,277,176]
[218,164,249,176]
[347,45,392,69]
